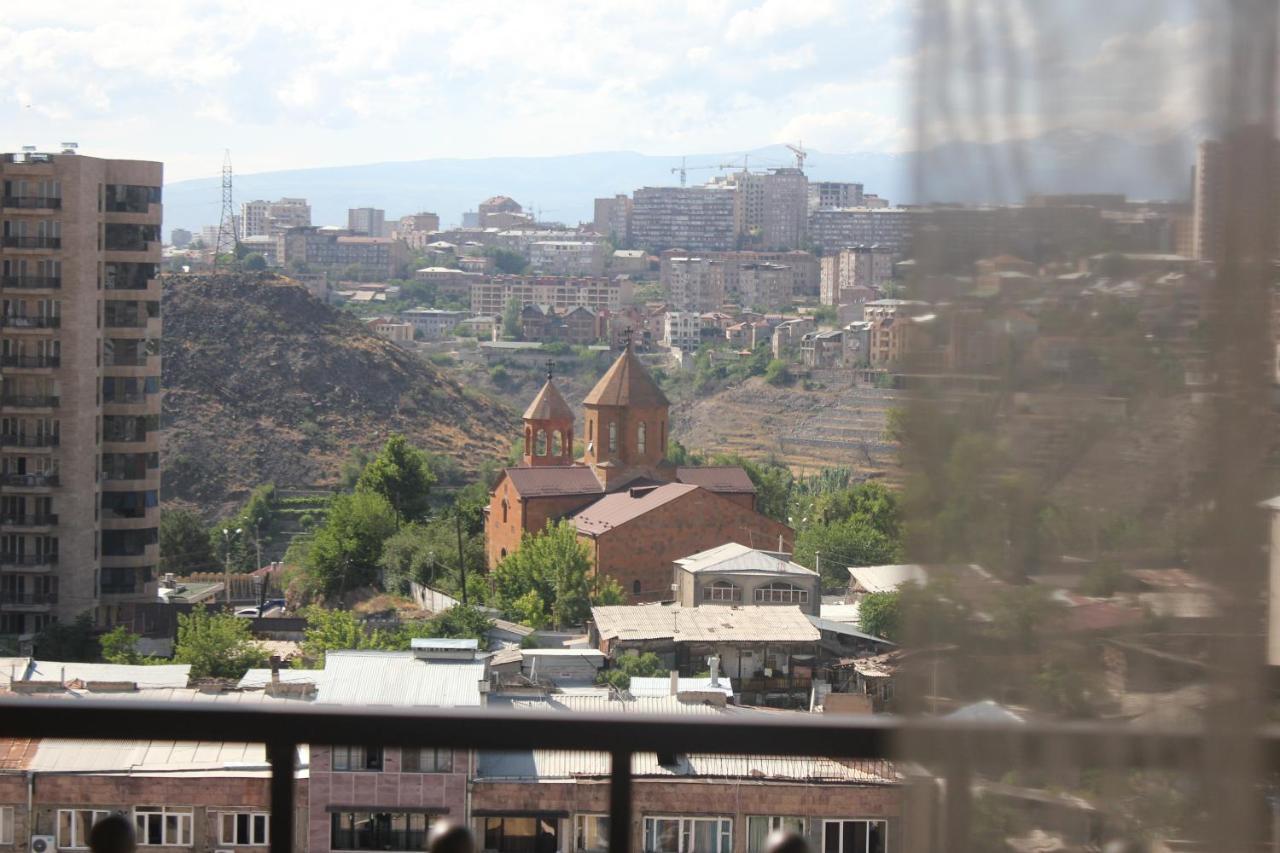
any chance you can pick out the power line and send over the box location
[212,149,238,267]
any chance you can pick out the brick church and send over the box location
[485,344,794,602]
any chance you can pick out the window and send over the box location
[401,747,452,772]
[608,421,618,454]
[747,818,805,853]
[535,429,547,456]
[822,821,885,853]
[134,807,193,847]
[220,813,269,846]
[0,807,13,845]
[552,430,563,456]
[633,580,641,595]
[59,809,111,849]
[331,812,432,852]
[643,817,731,853]
[754,582,809,604]
[703,580,741,602]
[332,745,383,771]
[637,421,647,454]
[574,815,609,852]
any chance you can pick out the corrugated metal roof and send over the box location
[675,542,816,577]
[237,668,325,689]
[846,564,928,593]
[29,660,191,688]
[591,605,820,643]
[316,651,486,707]
[573,483,699,536]
[819,603,862,624]
[675,466,756,494]
[628,676,734,698]
[504,466,604,498]
[808,616,894,644]
[411,638,478,650]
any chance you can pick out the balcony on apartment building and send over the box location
[0,590,57,608]
[0,472,59,488]
[0,395,59,408]
[1,235,61,250]
[0,354,59,369]
[0,553,58,569]
[0,315,60,330]
[0,275,60,289]
[0,514,57,529]
[1,195,61,211]
[0,433,59,448]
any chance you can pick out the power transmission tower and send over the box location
[213,149,238,267]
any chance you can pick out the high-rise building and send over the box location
[631,186,736,253]
[1191,140,1224,261]
[732,168,809,249]
[808,207,914,254]
[660,256,723,312]
[347,207,386,237]
[593,195,633,243]
[809,181,865,212]
[241,198,311,239]
[0,150,163,636]
[820,246,896,305]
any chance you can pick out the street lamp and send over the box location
[222,527,242,606]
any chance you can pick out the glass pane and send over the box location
[866,824,884,853]
[746,818,769,853]
[824,822,840,853]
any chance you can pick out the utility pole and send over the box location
[213,149,238,268]
[222,527,242,606]
[455,512,467,606]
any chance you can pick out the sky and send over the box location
[0,0,911,182]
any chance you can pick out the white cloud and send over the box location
[764,45,818,72]
[725,0,838,44]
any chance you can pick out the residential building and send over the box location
[704,251,818,301]
[529,240,606,276]
[399,308,468,339]
[809,208,914,254]
[631,186,736,252]
[346,207,386,237]
[169,228,192,248]
[609,248,647,273]
[279,227,405,278]
[369,319,414,344]
[662,311,705,351]
[731,168,809,249]
[800,329,847,369]
[661,256,724,312]
[673,542,821,616]
[1,150,163,634]
[241,198,310,238]
[771,317,815,359]
[397,211,440,235]
[239,235,278,266]
[820,246,896,305]
[469,275,632,316]
[862,299,930,323]
[478,196,525,228]
[809,181,865,212]
[736,262,793,311]
[517,305,602,345]
[593,194,633,243]
[1192,139,1224,262]
[413,267,481,303]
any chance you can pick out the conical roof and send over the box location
[523,378,574,421]
[582,346,669,408]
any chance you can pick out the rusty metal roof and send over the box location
[504,466,604,498]
[572,482,698,536]
[675,466,756,493]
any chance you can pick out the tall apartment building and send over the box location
[809,181,865,212]
[347,207,386,238]
[736,262,793,311]
[660,256,723,312]
[280,227,404,278]
[808,207,914,254]
[593,194,633,243]
[241,198,310,239]
[529,241,606,276]
[630,186,736,253]
[469,275,632,316]
[820,246,896,305]
[698,250,818,300]
[731,168,808,250]
[0,150,163,636]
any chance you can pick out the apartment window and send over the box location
[754,582,809,605]
[134,807,193,847]
[331,812,432,852]
[746,818,805,853]
[822,821,886,853]
[401,747,452,772]
[703,580,741,602]
[643,817,731,853]
[59,810,111,849]
[332,745,383,771]
[574,815,609,852]
[0,807,12,845]
[220,813,269,846]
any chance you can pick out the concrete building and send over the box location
[241,198,310,239]
[771,317,816,359]
[673,542,820,616]
[469,275,632,316]
[346,207,386,237]
[0,150,163,635]
[662,311,705,351]
[412,267,481,303]
[478,196,524,229]
[661,256,724,312]
[368,319,414,344]
[279,227,404,278]
[398,308,468,339]
[609,248,647,274]
[631,186,737,252]
[169,228,192,248]
[699,251,818,302]
[731,168,809,250]
[529,240,606,276]
[736,262,793,311]
[820,246,896,305]
[800,329,846,368]
[809,181,865,212]
[593,194,633,243]
[809,208,914,254]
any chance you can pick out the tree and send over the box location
[502,297,522,339]
[173,607,269,679]
[859,591,901,640]
[596,652,666,691]
[794,518,901,588]
[159,509,216,573]
[298,607,405,666]
[356,435,435,527]
[243,252,267,271]
[424,604,494,641]
[764,359,793,386]
[493,520,600,629]
[486,247,529,275]
[304,491,399,597]
[100,625,145,665]
[710,453,793,523]
[33,612,98,661]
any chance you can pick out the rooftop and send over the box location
[504,465,605,498]
[523,378,575,421]
[582,345,670,408]
[315,650,486,707]
[573,482,699,536]
[591,604,821,644]
[674,465,756,494]
[675,542,816,577]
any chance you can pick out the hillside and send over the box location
[161,273,515,515]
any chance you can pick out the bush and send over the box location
[490,365,510,385]
[764,359,793,386]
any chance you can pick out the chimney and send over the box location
[669,670,679,697]
[707,656,720,687]
[269,655,282,689]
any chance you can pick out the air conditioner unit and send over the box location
[31,836,56,853]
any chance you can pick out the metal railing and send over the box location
[0,553,58,567]
[0,315,60,329]
[0,395,59,407]
[0,236,60,249]
[0,473,59,487]
[0,276,60,289]
[0,591,57,605]
[0,434,59,448]
[0,355,59,368]
[0,514,56,526]
[2,196,61,210]
[0,698,1270,853]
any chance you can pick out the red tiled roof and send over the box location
[676,466,756,494]
[573,482,699,536]
[505,466,604,498]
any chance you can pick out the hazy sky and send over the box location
[0,1,909,182]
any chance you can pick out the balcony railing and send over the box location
[331,829,428,851]
[0,591,57,606]
[104,392,150,405]
[0,472,59,487]
[0,553,58,567]
[0,276,60,289]
[0,395,59,408]
[0,514,56,527]
[1,236,61,249]
[0,433,59,448]
[0,315,60,329]
[0,354,59,368]
[2,196,61,210]
[0,699,1266,853]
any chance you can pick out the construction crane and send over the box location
[786,141,807,172]
[670,156,730,187]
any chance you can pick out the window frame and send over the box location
[642,816,732,853]
[703,580,742,602]
[821,819,887,853]
[401,747,453,773]
[0,806,13,846]
[574,814,609,853]
[57,808,111,849]
[754,582,809,604]
[746,817,805,853]
[219,812,270,847]
[331,744,384,772]
[134,806,194,847]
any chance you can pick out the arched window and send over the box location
[637,421,646,455]
[754,582,809,604]
[588,419,593,441]
[501,499,509,523]
[608,421,618,454]
[632,579,641,595]
[535,429,548,456]
[703,580,741,602]
[525,426,533,455]
[500,548,507,559]
[551,430,563,456]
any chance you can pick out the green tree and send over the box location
[859,591,901,640]
[243,253,267,271]
[304,491,399,597]
[493,520,600,629]
[764,359,792,386]
[502,297,522,339]
[173,607,269,679]
[298,607,405,666]
[33,612,98,661]
[710,453,793,523]
[356,435,436,527]
[424,604,494,641]
[159,509,216,573]
[100,625,145,664]
[794,518,900,588]
[596,652,666,691]
[486,247,529,275]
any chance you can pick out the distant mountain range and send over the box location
[162,132,1196,235]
